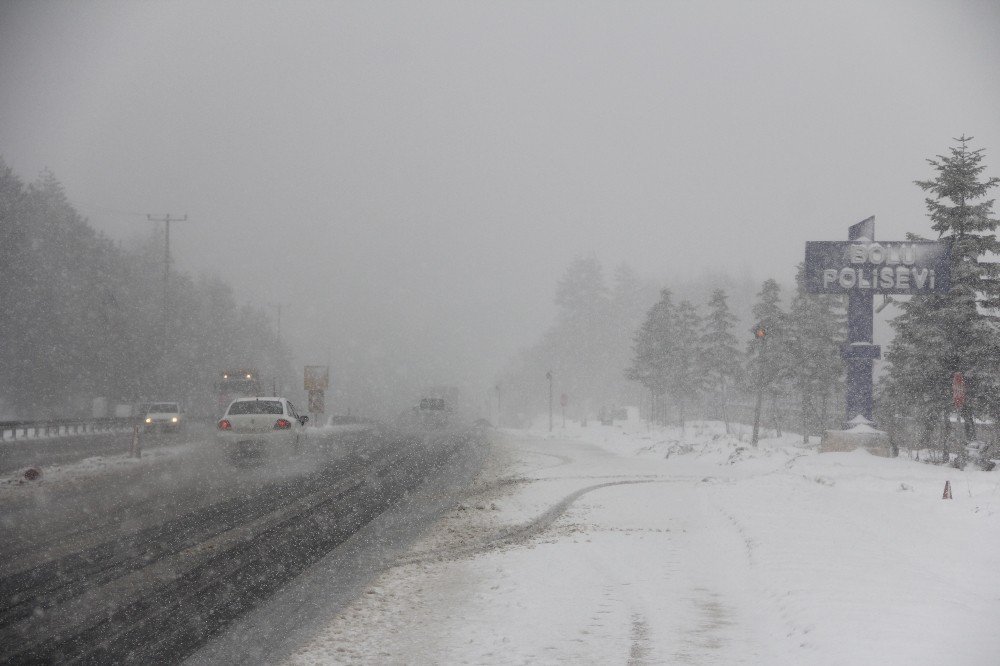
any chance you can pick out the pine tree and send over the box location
[552,255,613,414]
[555,255,610,326]
[609,263,654,408]
[626,289,674,424]
[747,279,789,436]
[787,264,845,442]
[0,159,29,412]
[701,289,742,433]
[670,300,704,428]
[883,136,1000,463]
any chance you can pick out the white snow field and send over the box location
[283,420,1000,665]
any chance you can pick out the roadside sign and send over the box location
[304,365,329,391]
[952,372,965,410]
[804,239,951,295]
[308,389,325,413]
[804,217,951,427]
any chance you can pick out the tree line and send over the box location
[0,159,293,419]
[626,271,845,440]
[496,258,655,425]
[500,136,999,461]
[630,136,1000,457]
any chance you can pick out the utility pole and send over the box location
[146,214,188,351]
[546,370,553,432]
[267,302,284,340]
[268,303,284,398]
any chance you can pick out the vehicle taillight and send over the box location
[274,419,292,430]
[218,419,232,430]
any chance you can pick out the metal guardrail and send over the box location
[0,417,136,442]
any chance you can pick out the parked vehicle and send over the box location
[216,397,307,458]
[143,402,184,433]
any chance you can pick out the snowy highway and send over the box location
[0,424,489,664]
[3,4,1000,663]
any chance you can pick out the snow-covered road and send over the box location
[0,425,487,663]
[284,421,1000,665]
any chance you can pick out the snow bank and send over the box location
[0,441,200,497]
[285,420,1000,664]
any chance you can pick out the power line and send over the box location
[69,199,147,217]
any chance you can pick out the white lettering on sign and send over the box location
[828,267,935,292]
[848,243,917,266]
[806,239,948,294]
[896,266,909,289]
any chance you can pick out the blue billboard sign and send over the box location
[804,240,951,294]
[805,216,951,429]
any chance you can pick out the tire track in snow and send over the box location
[393,478,669,566]
[627,612,653,665]
[520,449,575,467]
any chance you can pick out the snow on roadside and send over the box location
[284,421,1000,665]
[0,426,359,497]
[0,440,201,497]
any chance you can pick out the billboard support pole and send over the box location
[843,217,878,426]
[805,216,951,455]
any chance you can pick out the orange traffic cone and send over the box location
[942,480,953,500]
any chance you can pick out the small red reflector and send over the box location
[218,419,232,430]
[274,419,292,430]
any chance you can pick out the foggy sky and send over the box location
[2,0,999,408]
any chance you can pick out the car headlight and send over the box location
[145,417,152,424]
[171,416,178,423]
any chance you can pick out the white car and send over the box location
[143,402,184,433]
[216,397,308,456]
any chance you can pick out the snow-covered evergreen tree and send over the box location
[551,255,613,413]
[626,289,674,423]
[700,289,742,433]
[787,263,845,442]
[608,263,653,408]
[747,279,789,435]
[670,300,704,428]
[883,136,1000,462]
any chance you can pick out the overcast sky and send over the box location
[2,0,999,402]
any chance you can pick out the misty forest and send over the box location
[5,137,999,464]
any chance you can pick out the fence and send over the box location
[0,417,135,442]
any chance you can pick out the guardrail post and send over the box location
[130,424,141,458]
